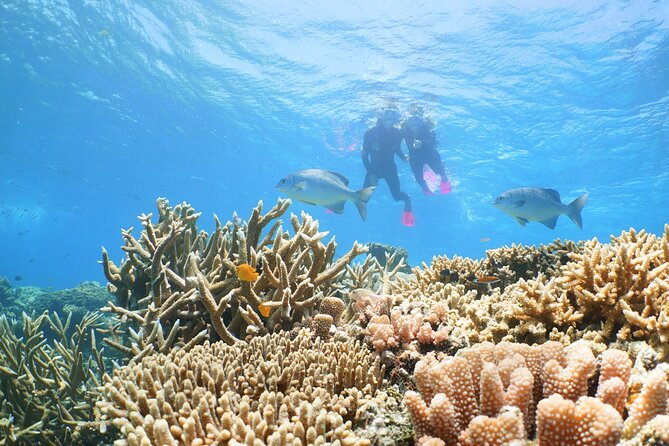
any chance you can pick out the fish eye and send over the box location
[280,179,287,184]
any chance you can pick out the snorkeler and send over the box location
[361,105,414,226]
[401,105,452,196]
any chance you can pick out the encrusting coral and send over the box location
[100,198,367,360]
[398,239,580,297]
[97,329,385,445]
[0,311,108,445]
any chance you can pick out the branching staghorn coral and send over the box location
[560,228,669,342]
[341,251,407,295]
[0,311,107,445]
[507,226,669,356]
[404,341,669,446]
[100,198,367,360]
[96,329,385,446]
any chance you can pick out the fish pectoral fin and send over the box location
[326,201,346,214]
[514,217,528,227]
[295,181,307,191]
[539,216,558,229]
[513,200,525,208]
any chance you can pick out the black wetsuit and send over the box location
[362,120,411,212]
[402,122,446,191]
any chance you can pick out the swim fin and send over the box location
[440,178,452,195]
[402,210,415,227]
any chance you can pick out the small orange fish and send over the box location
[236,263,259,282]
[474,276,500,284]
[258,302,271,317]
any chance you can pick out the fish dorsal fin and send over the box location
[296,169,349,186]
[542,188,561,202]
[326,171,349,186]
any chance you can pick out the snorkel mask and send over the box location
[381,107,401,128]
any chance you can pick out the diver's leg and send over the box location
[383,168,414,226]
[426,149,446,177]
[410,154,431,194]
[427,150,451,194]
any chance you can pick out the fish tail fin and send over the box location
[354,186,376,221]
[566,192,589,228]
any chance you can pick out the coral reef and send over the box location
[97,329,385,445]
[398,239,580,296]
[0,280,111,324]
[0,311,109,445]
[366,227,669,359]
[100,198,366,360]
[9,196,666,446]
[0,277,11,306]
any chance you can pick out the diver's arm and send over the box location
[395,142,409,162]
[361,133,372,170]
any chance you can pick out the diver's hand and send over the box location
[414,140,423,149]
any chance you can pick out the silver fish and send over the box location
[276,169,375,220]
[493,188,589,229]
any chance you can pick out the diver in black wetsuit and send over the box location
[401,105,452,196]
[361,106,414,226]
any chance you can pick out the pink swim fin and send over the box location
[440,178,452,195]
[402,210,415,227]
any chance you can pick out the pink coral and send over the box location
[596,349,632,415]
[542,344,596,400]
[536,395,622,446]
[622,368,668,439]
[365,315,398,351]
[404,342,664,445]
[458,408,525,446]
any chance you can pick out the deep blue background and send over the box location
[1,1,668,289]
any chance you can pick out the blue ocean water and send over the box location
[1,1,667,289]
